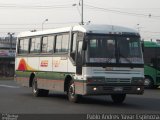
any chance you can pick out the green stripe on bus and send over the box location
[15,71,85,82]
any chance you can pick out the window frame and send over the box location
[41,35,55,54]
[17,38,30,55]
[54,32,70,54]
[29,36,42,54]
[17,32,70,56]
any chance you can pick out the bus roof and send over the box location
[144,41,160,48]
[17,24,139,38]
[73,24,139,34]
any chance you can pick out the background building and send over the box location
[0,36,16,77]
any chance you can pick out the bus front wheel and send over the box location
[111,94,126,104]
[32,78,49,97]
[67,80,80,103]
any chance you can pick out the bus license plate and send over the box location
[113,87,123,91]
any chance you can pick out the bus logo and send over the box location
[18,58,36,71]
[53,60,60,67]
[40,60,48,67]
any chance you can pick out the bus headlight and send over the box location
[132,78,144,85]
[93,87,97,91]
[137,88,141,91]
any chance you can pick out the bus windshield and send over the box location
[86,34,143,64]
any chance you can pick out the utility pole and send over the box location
[73,0,84,25]
[8,32,14,50]
[81,0,84,25]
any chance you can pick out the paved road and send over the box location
[0,80,160,115]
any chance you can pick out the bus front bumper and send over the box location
[85,85,144,95]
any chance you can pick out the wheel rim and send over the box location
[33,81,37,93]
[144,78,151,86]
[69,83,75,98]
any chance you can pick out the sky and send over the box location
[0,0,160,41]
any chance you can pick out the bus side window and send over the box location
[55,35,62,53]
[18,39,23,54]
[70,33,77,61]
[42,36,54,53]
[55,34,69,53]
[23,38,29,54]
[30,37,41,53]
[18,38,29,54]
[42,36,48,53]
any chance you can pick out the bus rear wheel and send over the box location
[67,80,80,103]
[32,78,49,97]
[144,76,154,89]
[111,94,126,104]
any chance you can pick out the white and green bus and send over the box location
[15,24,144,103]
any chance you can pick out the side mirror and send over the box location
[82,40,87,50]
[141,41,144,52]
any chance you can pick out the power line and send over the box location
[85,1,160,10]
[141,30,160,34]
[1,2,160,19]
[0,4,73,9]
[84,4,160,20]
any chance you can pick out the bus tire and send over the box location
[32,78,49,97]
[144,76,154,89]
[67,80,79,103]
[111,94,126,104]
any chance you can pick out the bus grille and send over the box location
[105,78,131,84]
[103,86,132,92]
